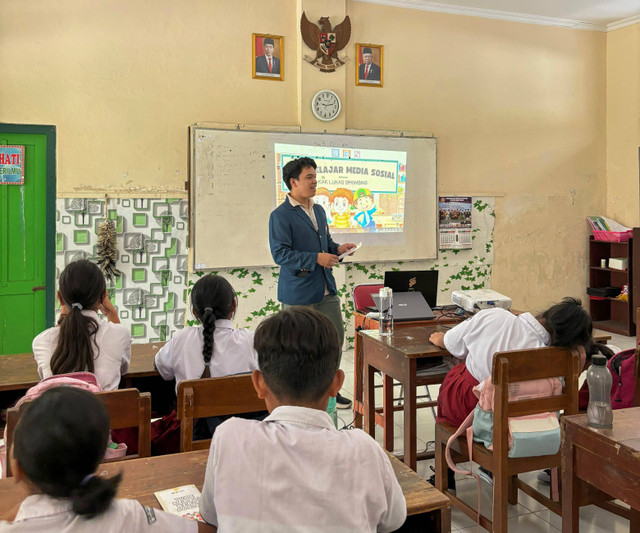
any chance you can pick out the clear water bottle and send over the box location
[378,287,393,336]
[586,354,613,429]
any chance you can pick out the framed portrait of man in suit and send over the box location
[356,43,383,87]
[253,34,284,81]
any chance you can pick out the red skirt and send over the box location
[436,363,480,427]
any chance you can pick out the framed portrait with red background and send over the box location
[355,43,383,88]
[253,33,284,81]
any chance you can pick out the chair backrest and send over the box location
[4,388,151,476]
[352,283,384,313]
[177,374,266,452]
[491,346,580,459]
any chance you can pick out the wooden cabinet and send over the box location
[588,236,635,336]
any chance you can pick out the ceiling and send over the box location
[357,0,640,31]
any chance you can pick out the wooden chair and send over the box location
[177,374,266,452]
[435,347,580,533]
[4,388,151,477]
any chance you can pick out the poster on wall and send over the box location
[439,196,472,249]
[0,145,25,185]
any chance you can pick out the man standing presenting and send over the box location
[255,37,280,75]
[269,157,356,409]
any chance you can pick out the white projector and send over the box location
[451,289,512,313]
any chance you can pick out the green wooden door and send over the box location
[0,126,56,354]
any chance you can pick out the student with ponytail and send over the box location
[155,274,259,392]
[0,387,212,532]
[32,260,131,391]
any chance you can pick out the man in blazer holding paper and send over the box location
[269,157,356,408]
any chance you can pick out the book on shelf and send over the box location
[154,484,204,522]
[587,216,631,233]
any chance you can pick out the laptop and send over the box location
[370,291,436,321]
[384,270,439,308]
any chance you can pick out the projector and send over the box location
[451,289,512,313]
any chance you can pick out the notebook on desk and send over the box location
[384,270,439,308]
[370,291,436,321]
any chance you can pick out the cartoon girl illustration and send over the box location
[353,188,378,230]
[314,187,333,225]
[330,188,353,229]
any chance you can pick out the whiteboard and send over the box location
[190,127,437,269]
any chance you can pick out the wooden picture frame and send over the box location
[355,43,383,88]
[253,33,284,81]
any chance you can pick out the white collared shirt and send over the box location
[199,405,407,532]
[32,310,131,391]
[444,308,551,387]
[155,320,259,393]
[0,494,197,532]
[287,194,318,231]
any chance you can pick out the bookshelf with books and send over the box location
[588,235,635,336]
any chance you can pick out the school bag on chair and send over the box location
[0,372,127,478]
[445,346,585,511]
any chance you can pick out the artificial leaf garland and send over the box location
[97,218,122,284]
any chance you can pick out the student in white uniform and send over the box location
[155,274,261,437]
[0,387,212,532]
[32,260,130,391]
[199,308,407,532]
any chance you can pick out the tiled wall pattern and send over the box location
[57,197,495,347]
[56,198,189,342]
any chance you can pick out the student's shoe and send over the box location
[428,467,456,493]
[477,466,493,485]
[335,393,352,409]
[537,468,551,485]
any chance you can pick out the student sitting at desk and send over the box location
[155,274,260,437]
[429,297,593,427]
[0,387,212,532]
[199,307,407,532]
[32,260,130,391]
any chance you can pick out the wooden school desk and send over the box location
[0,448,451,532]
[562,408,640,533]
[353,310,459,429]
[361,326,451,471]
[353,309,611,431]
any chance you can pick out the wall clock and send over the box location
[311,90,341,121]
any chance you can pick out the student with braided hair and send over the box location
[155,274,259,392]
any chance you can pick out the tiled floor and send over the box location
[338,329,637,532]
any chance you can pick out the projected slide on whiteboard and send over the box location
[274,143,406,234]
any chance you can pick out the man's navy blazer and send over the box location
[269,196,340,305]
[256,55,280,74]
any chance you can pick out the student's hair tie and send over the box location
[80,473,94,486]
[71,303,83,310]
[204,307,213,313]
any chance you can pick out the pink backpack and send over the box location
[0,372,127,478]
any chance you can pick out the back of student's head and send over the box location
[254,307,340,403]
[191,274,237,367]
[539,297,592,349]
[282,157,316,190]
[13,386,121,518]
[51,260,107,375]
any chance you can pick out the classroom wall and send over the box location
[606,23,640,228]
[1,0,607,313]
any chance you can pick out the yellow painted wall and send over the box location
[0,0,608,309]
[606,24,640,227]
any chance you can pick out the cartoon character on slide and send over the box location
[314,187,333,225]
[330,188,353,229]
[353,188,379,230]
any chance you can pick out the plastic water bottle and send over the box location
[586,354,613,429]
[378,287,393,336]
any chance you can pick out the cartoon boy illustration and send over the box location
[314,187,333,225]
[330,188,353,229]
[353,188,378,230]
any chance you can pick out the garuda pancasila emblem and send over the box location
[300,12,351,72]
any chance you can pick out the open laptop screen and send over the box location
[383,270,439,308]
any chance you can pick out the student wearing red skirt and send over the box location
[430,297,593,427]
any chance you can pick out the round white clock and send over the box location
[311,90,341,121]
